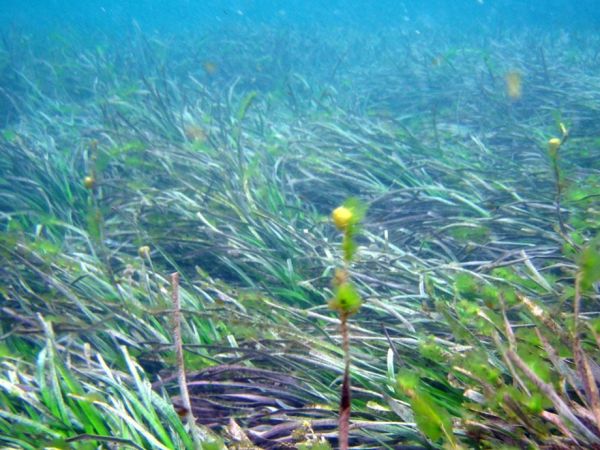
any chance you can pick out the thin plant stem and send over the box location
[170,272,196,428]
[551,154,566,235]
[339,310,351,450]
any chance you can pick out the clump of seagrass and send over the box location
[437,236,600,449]
[329,199,366,450]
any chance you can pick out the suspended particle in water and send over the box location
[505,70,523,100]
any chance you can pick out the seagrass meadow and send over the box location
[1,19,600,450]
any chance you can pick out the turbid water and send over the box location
[1,1,599,449]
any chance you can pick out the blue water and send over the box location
[1,1,599,34]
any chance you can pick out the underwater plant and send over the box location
[548,122,570,238]
[2,20,600,450]
[329,199,366,450]
[435,237,600,449]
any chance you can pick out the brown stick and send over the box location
[171,272,196,427]
[572,274,600,433]
[339,312,351,450]
[506,348,600,444]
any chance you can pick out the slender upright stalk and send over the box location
[330,199,367,449]
[550,153,566,235]
[339,311,351,450]
[548,130,576,249]
[170,272,195,428]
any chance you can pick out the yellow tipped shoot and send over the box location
[138,245,151,259]
[332,206,353,230]
[329,281,362,315]
[548,138,561,158]
[83,176,95,189]
[559,122,568,138]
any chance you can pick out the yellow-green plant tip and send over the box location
[328,282,362,315]
[410,391,454,443]
[578,236,600,291]
[332,198,368,231]
[547,137,561,157]
[138,245,151,259]
[525,392,545,414]
[332,205,353,230]
[559,122,568,137]
[396,369,420,394]
[83,176,95,189]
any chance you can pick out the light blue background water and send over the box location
[1,1,599,34]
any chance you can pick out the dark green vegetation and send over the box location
[1,24,600,449]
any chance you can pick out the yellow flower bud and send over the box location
[332,206,353,230]
[548,138,561,157]
[138,245,151,259]
[83,176,95,189]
